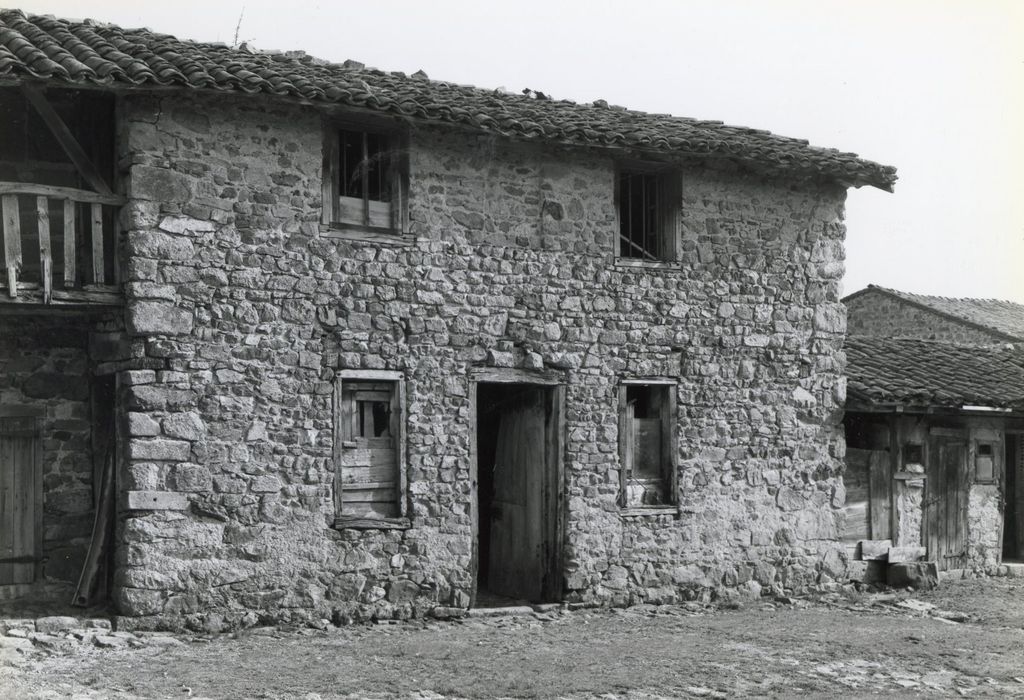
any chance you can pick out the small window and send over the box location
[616,166,680,262]
[975,442,996,483]
[322,125,407,234]
[903,443,923,466]
[619,382,677,508]
[334,371,407,527]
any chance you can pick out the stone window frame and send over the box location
[321,115,411,244]
[617,377,680,517]
[613,159,682,266]
[332,369,410,530]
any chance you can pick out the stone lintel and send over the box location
[123,490,189,511]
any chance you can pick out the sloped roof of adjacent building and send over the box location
[844,285,1024,342]
[845,336,1024,410]
[0,9,897,191]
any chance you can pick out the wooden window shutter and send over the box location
[321,126,339,226]
[658,170,681,262]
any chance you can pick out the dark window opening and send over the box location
[339,129,392,203]
[904,443,923,465]
[617,168,678,261]
[620,383,675,507]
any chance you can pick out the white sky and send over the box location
[17,0,1024,302]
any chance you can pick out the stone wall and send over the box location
[113,91,851,630]
[0,317,94,584]
[845,290,1008,345]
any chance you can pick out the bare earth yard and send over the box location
[2,577,1024,699]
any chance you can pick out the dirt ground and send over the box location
[2,577,1024,699]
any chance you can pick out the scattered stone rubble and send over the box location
[0,615,184,667]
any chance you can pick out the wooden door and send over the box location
[1005,436,1024,561]
[924,435,968,570]
[0,416,41,585]
[488,390,547,601]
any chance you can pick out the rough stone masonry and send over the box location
[108,91,852,631]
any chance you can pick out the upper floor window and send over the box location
[616,166,680,262]
[322,124,408,235]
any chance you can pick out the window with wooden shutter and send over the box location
[322,122,409,238]
[333,370,408,529]
[619,380,678,510]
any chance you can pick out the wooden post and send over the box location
[91,203,103,284]
[63,199,76,288]
[2,194,22,298]
[36,196,52,304]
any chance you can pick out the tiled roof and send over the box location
[845,336,1024,409]
[845,285,1024,342]
[0,9,897,191]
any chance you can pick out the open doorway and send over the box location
[1004,434,1023,562]
[474,381,562,606]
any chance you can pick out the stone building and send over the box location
[845,285,1024,346]
[0,10,897,630]
[842,337,1024,574]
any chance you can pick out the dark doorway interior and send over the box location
[475,383,560,605]
[1005,435,1023,562]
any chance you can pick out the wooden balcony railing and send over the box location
[0,183,125,306]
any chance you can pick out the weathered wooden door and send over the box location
[0,416,41,585]
[488,390,547,601]
[924,434,969,570]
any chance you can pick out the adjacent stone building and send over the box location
[0,10,898,630]
[845,285,1024,346]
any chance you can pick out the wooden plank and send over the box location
[13,435,34,584]
[112,207,121,286]
[394,379,407,517]
[90,203,103,284]
[360,400,374,438]
[0,432,14,584]
[20,85,114,196]
[869,449,891,540]
[321,128,338,226]
[0,182,124,206]
[618,386,630,505]
[337,195,392,230]
[470,367,564,385]
[332,381,344,517]
[36,196,51,304]
[341,464,396,483]
[340,480,396,491]
[341,488,396,503]
[0,286,121,307]
[352,390,391,403]
[858,539,892,561]
[63,199,76,287]
[2,194,21,298]
[666,383,679,505]
[334,516,409,530]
